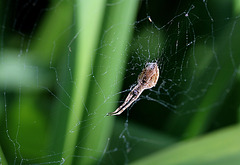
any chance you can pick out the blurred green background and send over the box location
[0,0,240,164]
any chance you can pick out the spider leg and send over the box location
[107,85,144,116]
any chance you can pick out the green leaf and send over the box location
[72,0,140,164]
[0,145,8,165]
[62,0,107,164]
[131,125,240,165]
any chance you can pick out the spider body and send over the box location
[107,62,159,116]
[138,62,159,89]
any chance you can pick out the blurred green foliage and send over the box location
[0,0,240,165]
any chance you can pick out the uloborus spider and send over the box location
[107,62,159,116]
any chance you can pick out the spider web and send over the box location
[0,0,240,164]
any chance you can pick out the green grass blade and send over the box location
[183,20,240,139]
[234,0,240,15]
[31,0,73,64]
[62,0,107,164]
[238,66,240,122]
[0,145,8,165]
[74,0,139,164]
[131,124,240,165]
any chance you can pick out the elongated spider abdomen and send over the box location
[107,62,159,116]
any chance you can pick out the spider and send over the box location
[107,62,159,116]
